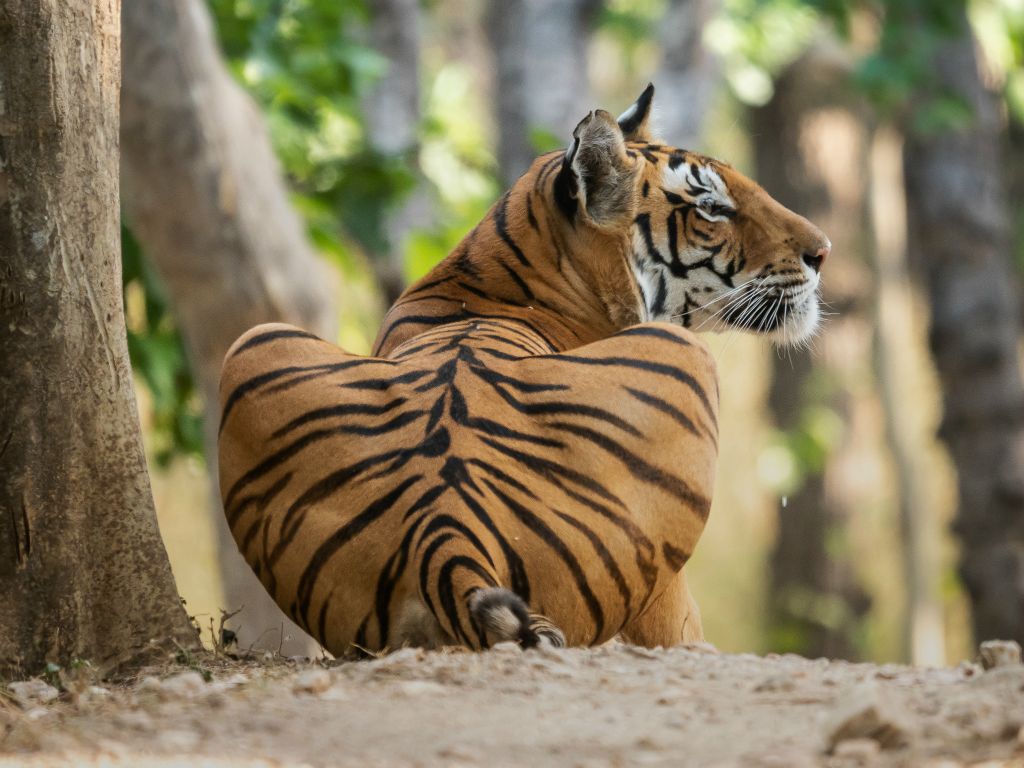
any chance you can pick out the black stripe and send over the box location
[494,191,531,267]
[482,479,605,643]
[532,354,714,422]
[478,436,623,508]
[436,555,498,645]
[230,328,320,357]
[294,475,422,629]
[526,193,540,232]
[662,541,690,570]
[221,357,398,434]
[548,421,710,516]
[624,385,708,440]
[271,397,408,439]
[615,326,694,346]
[496,258,535,301]
[535,152,564,190]
[651,272,668,317]
[235,472,293,554]
[489,384,643,438]
[268,429,450,580]
[375,311,469,351]
[551,508,631,609]
[224,406,425,519]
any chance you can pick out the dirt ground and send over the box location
[2,642,1024,768]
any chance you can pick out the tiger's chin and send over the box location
[768,296,821,347]
[716,288,821,346]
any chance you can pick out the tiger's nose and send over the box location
[802,242,830,274]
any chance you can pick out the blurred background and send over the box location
[120,0,1024,665]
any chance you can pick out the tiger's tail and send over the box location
[468,587,566,649]
[414,529,565,649]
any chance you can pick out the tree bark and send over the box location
[754,50,873,659]
[903,11,1024,644]
[0,0,197,677]
[486,0,602,185]
[121,0,336,655]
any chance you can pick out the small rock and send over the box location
[209,673,249,693]
[490,641,522,655]
[7,679,60,707]
[137,675,162,693]
[159,670,207,698]
[753,674,796,693]
[824,684,909,751]
[158,728,200,751]
[750,752,817,768]
[956,661,981,679]
[437,744,481,762]
[293,668,331,695]
[623,645,660,660]
[872,664,902,680]
[96,739,130,757]
[114,711,155,732]
[979,640,1022,670]
[396,680,447,697]
[685,642,720,655]
[832,738,881,762]
[374,647,424,673]
[81,685,111,704]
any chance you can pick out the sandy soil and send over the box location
[2,643,1023,767]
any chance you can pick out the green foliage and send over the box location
[208,0,416,260]
[122,226,204,465]
[760,402,845,495]
[598,0,662,52]
[801,0,980,133]
[528,126,565,155]
[704,0,820,105]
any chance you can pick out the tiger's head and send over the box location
[555,84,830,345]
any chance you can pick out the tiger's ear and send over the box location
[555,109,637,229]
[617,83,655,142]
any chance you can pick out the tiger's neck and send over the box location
[373,155,643,357]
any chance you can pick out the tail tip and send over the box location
[468,588,565,649]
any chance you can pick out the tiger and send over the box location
[218,84,830,655]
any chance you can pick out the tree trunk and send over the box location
[361,0,432,307]
[868,126,946,665]
[0,0,197,678]
[486,0,602,185]
[121,0,336,655]
[903,11,1024,644]
[653,0,719,148]
[754,50,873,659]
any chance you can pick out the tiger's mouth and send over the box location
[718,280,820,345]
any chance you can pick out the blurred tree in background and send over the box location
[121,0,1024,660]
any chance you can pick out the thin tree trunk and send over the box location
[121,0,336,655]
[903,11,1024,644]
[0,0,197,677]
[755,50,872,659]
[361,0,431,307]
[868,126,946,665]
[486,0,602,185]
[653,0,719,148]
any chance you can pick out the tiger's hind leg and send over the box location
[619,569,704,647]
